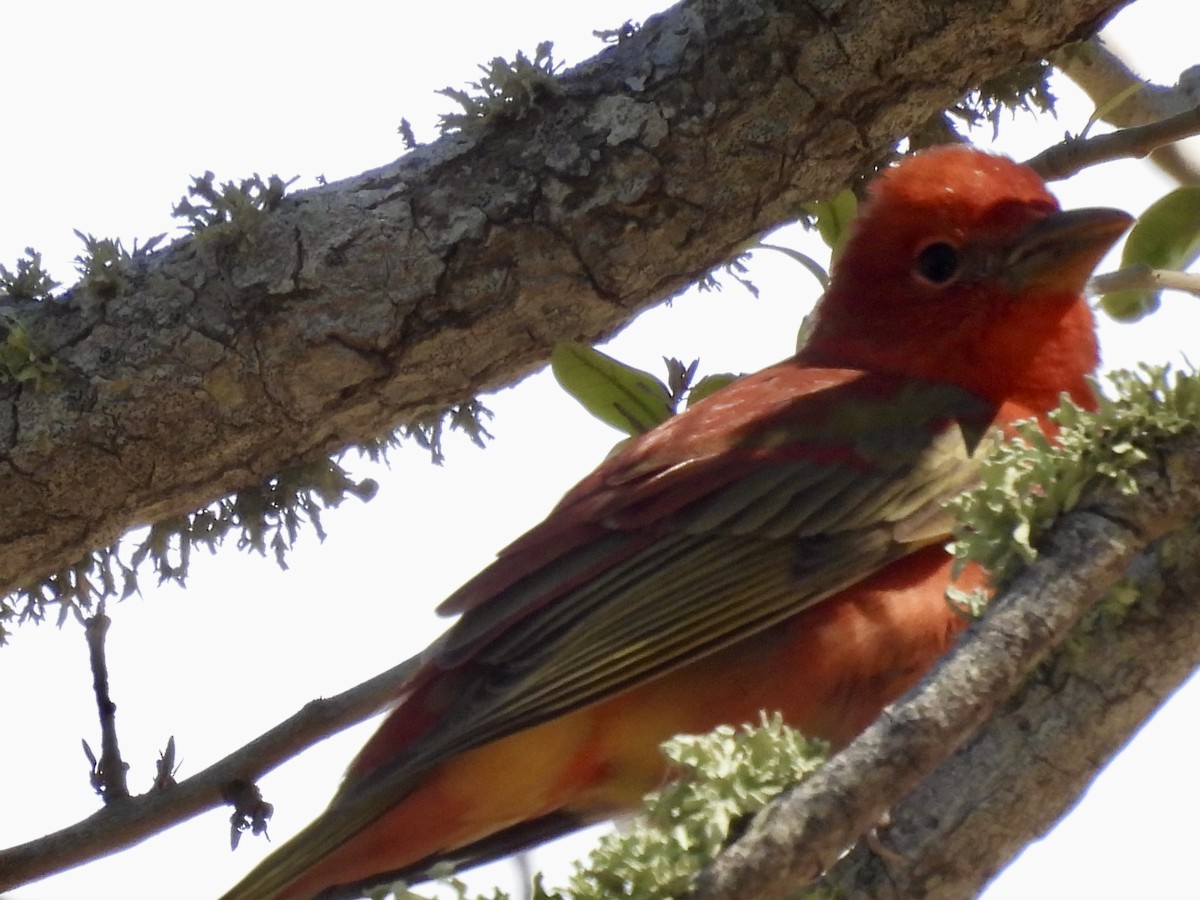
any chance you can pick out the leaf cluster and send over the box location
[1100,185,1200,321]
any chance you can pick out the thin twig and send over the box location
[1026,104,1200,182]
[1089,263,1200,297]
[753,243,830,290]
[83,606,130,802]
[0,651,423,890]
[1055,36,1200,183]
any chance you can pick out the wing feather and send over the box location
[345,374,993,794]
[239,368,998,898]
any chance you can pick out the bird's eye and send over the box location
[913,242,960,285]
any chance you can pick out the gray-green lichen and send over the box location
[437,41,562,135]
[383,715,827,900]
[0,311,57,388]
[0,247,59,302]
[388,400,495,465]
[172,171,297,246]
[73,230,165,299]
[2,457,377,643]
[544,716,827,900]
[950,365,1200,590]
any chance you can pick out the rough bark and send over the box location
[692,430,1200,900]
[0,0,1128,596]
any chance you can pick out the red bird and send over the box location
[223,145,1131,899]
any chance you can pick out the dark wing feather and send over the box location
[344,368,993,791]
[228,367,996,897]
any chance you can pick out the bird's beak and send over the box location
[1004,207,1133,295]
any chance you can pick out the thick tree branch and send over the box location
[0,0,1128,598]
[691,431,1200,900]
[804,523,1200,898]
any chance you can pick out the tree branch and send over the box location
[0,653,422,890]
[692,430,1200,900]
[1026,101,1200,180]
[82,607,130,802]
[1056,36,1200,183]
[1,0,1129,598]
[1089,263,1200,297]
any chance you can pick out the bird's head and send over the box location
[801,145,1132,417]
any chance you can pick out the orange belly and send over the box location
[281,544,977,897]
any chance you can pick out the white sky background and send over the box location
[2,1,1199,898]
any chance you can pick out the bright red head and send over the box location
[800,145,1131,421]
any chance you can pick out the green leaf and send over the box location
[687,373,738,407]
[803,188,858,262]
[552,342,673,435]
[1101,186,1200,321]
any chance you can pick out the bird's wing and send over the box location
[347,365,995,787]
[225,366,996,900]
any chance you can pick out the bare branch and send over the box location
[1026,103,1200,181]
[1090,263,1200,297]
[0,652,422,890]
[82,608,130,802]
[1056,36,1200,183]
[692,430,1200,900]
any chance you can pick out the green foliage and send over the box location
[553,343,747,436]
[802,189,858,264]
[2,458,377,644]
[1101,186,1200,321]
[687,372,738,407]
[950,365,1200,590]
[1,247,59,301]
[173,171,297,245]
[0,311,57,387]
[552,342,674,436]
[437,41,562,134]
